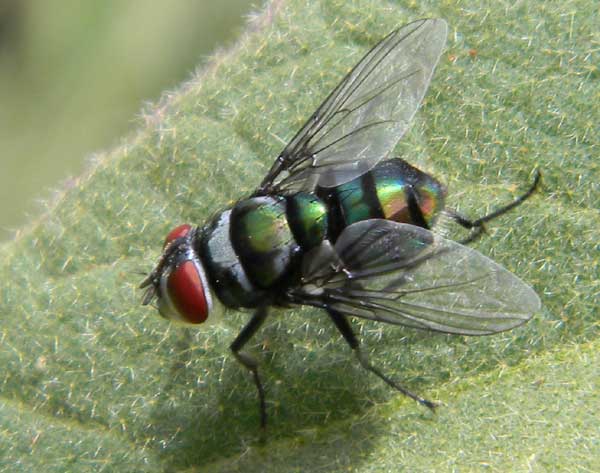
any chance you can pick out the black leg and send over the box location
[447,169,541,244]
[230,307,269,430]
[327,309,437,411]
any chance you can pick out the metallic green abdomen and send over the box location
[320,158,446,239]
[373,160,445,225]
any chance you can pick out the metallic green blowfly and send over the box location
[141,19,541,429]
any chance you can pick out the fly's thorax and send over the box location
[199,194,327,309]
[198,208,268,309]
[230,195,301,290]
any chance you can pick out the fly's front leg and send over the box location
[327,309,437,411]
[230,307,269,430]
[447,170,541,244]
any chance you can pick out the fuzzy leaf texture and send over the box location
[0,1,598,472]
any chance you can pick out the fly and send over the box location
[140,19,541,430]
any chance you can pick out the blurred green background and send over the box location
[0,0,253,241]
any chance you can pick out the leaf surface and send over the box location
[1,1,597,471]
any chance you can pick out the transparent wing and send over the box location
[293,220,540,335]
[259,19,448,194]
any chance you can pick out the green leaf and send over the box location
[1,1,597,472]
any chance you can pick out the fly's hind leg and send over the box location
[327,308,437,411]
[447,170,541,244]
[230,306,269,430]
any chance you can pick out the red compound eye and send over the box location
[163,224,192,248]
[166,260,209,324]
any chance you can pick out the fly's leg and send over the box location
[447,170,541,244]
[230,307,269,430]
[327,309,437,410]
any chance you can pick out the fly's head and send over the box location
[140,224,213,324]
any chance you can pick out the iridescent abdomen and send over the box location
[320,158,446,240]
[372,159,446,226]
